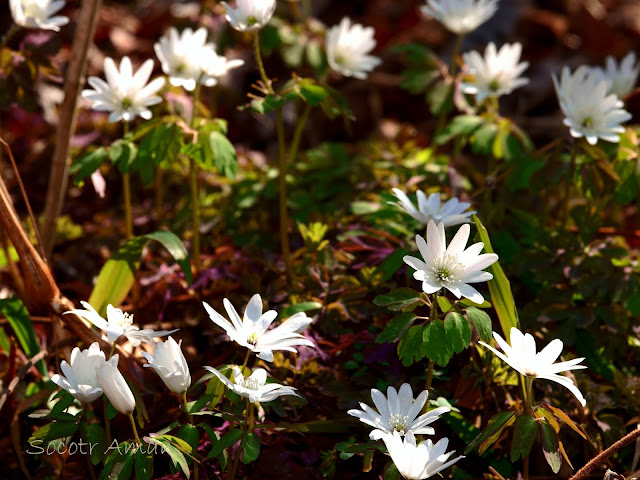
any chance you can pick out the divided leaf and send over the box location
[444,312,471,353]
[510,414,539,462]
[422,321,454,366]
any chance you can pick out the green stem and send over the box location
[253,31,292,281]
[563,142,579,227]
[523,455,530,480]
[241,349,251,371]
[122,122,133,239]
[424,292,439,405]
[0,23,19,52]
[108,342,116,359]
[128,413,142,446]
[190,81,203,273]
[449,34,465,77]
[103,398,112,446]
[288,103,312,163]
[182,392,193,424]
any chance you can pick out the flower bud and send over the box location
[142,337,191,395]
[97,355,136,415]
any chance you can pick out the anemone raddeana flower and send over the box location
[200,49,245,82]
[553,65,632,145]
[9,0,69,31]
[462,42,529,102]
[96,355,136,415]
[382,431,464,480]
[204,366,300,404]
[221,0,277,32]
[403,221,498,304]
[142,336,191,395]
[390,188,475,228]
[51,342,107,404]
[326,17,382,80]
[81,56,166,123]
[421,0,499,35]
[347,383,451,440]
[203,293,314,362]
[154,27,218,91]
[66,301,177,346]
[480,327,587,406]
[591,52,639,99]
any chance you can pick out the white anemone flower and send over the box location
[462,42,529,102]
[200,50,245,82]
[66,301,178,347]
[382,431,464,480]
[154,27,218,91]
[96,355,136,415]
[391,188,475,227]
[553,66,632,145]
[204,366,300,403]
[221,0,277,32]
[142,336,191,395]
[592,52,639,99]
[479,327,587,406]
[81,56,166,123]
[403,221,498,304]
[203,294,314,362]
[421,0,499,35]
[347,383,451,440]
[51,342,106,404]
[10,0,69,31]
[326,17,382,80]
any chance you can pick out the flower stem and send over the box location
[523,455,530,480]
[108,342,117,359]
[190,81,203,274]
[253,31,292,281]
[288,103,312,163]
[122,121,133,239]
[0,23,19,52]
[241,349,251,371]
[103,398,112,445]
[128,413,142,446]
[182,392,193,424]
[449,34,465,77]
[563,142,579,227]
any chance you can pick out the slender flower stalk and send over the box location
[121,121,133,239]
[253,31,292,280]
[190,79,203,272]
[128,413,142,445]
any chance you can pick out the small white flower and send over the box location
[347,383,450,440]
[421,0,499,35]
[391,189,475,227]
[479,327,587,406]
[382,431,464,480]
[200,50,245,82]
[403,221,498,304]
[10,0,69,31]
[66,301,178,347]
[96,354,136,415]
[221,0,277,32]
[203,294,314,362]
[326,17,381,80]
[553,65,632,145]
[142,336,191,395]
[51,342,106,403]
[462,42,529,102]
[591,52,639,99]
[81,56,166,123]
[154,27,218,91]
[204,366,300,403]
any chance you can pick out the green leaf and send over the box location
[99,445,135,480]
[279,301,322,319]
[0,297,47,376]
[541,403,587,439]
[465,411,515,455]
[29,421,78,444]
[375,248,411,281]
[88,231,192,315]
[133,124,180,185]
[146,436,190,479]
[540,421,562,474]
[49,391,76,418]
[144,230,193,285]
[466,307,493,343]
[444,312,471,353]
[210,429,243,457]
[397,325,425,366]
[471,123,498,155]
[510,414,539,462]
[434,115,484,145]
[422,320,454,366]
[373,288,423,312]
[135,448,154,480]
[109,141,138,174]
[71,147,108,183]
[472,215,519,338]
[81,423,107,465]
[383,462,400,480]
[426,79,453,115]
[207,131,237,179]
[376,312,417,344]
[296,78,328,106]
[241,432,261,464]
[436,296,452,314]
[177,424,199,465]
